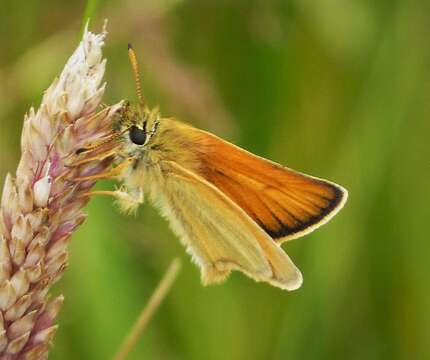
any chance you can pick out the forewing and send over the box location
[191,129,348,243]
[162,161,303,291]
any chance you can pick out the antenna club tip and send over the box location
[128,43,133,50]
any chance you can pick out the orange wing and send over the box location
[191,129,348,243]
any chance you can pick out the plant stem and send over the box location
[80,0,100,36]
[113,258,182,360]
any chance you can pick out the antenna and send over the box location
[128,43,145,111]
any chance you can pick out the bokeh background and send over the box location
[1,1,429,359]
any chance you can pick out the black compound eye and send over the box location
[129,126,147,145]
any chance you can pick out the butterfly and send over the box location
[75,45,348,291]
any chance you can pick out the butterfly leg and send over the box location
[79,186,144,214]
[65,148,119,167]
[74,134,118,155]
[73,157,135,182]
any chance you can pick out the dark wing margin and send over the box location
[192,128,348,243]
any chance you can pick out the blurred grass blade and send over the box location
[113,258,182,360]
[80,0,100,36]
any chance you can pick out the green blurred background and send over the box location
[1,0,429,359]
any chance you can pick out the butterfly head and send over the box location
[114,101,160,148]
[113,44,160,150]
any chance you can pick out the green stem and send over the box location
[80,0,101,36]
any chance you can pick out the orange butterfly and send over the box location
[77,45,347,290]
